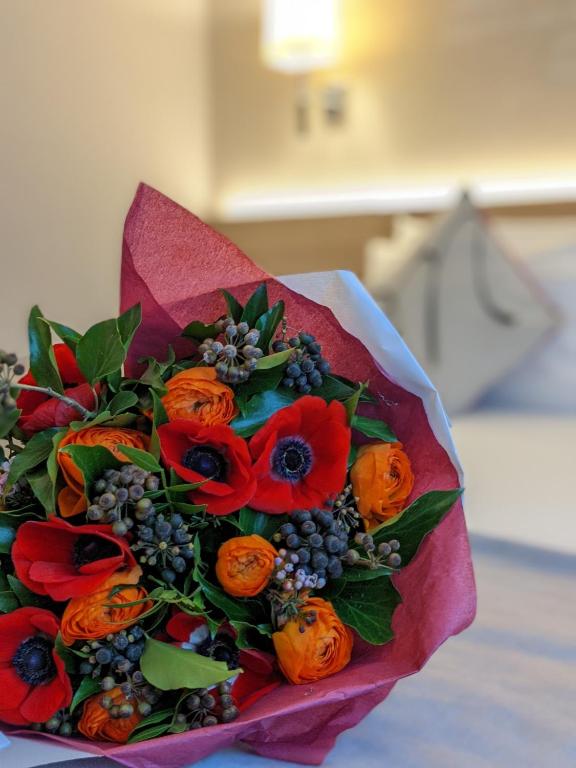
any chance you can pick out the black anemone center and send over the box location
[12,635,56,685]
[181,445,226,481]
[73,535,119,569]
[271,436,313,482]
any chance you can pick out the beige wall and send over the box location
[209,0,576,209]
[0,0,210,355]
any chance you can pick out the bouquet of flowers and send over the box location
[0,185,475,767]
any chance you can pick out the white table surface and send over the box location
[3,534,575,768]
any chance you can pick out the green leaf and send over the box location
[371,489,464,567]
[0,526,15,554]
[240,284,269,327]
[117,304,142,350]
[128,723,171,743]
[45,320,81,352]
[0,571,19,613]
[351,415,398,443]
[221,289,243,322]
[167,481,206,493]
[149,390,168,460]
[344,382,367,423]
[7,574,44,606]
[111,445,161,474]
[238,507,283,541]
[70,676,101,714]
[340,564,395,581]
[181,321,221,341]
[331,576,401,644]
[140,636,236,690]
[235,367,284,406]
[28,306,64,393]
[255,299,285,352]
[173,502,207,515]
[59,445,121,504]
[76,319,126,385]
[255,348,292,370]
[54,633,78,674]
[28,468,56,514]
[108,391,139,415]
[0,408,21,440]
[131,708,174,731]
[230,389,298,438]
[197,573,257,624]
[7,430,58,488]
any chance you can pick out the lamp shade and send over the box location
[261,0,341,74]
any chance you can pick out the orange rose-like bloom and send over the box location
[350,442,414,530]
[78,686,142,742]
[216,535,277,597]
[162,368,238,426]
[272,597,353,685]
[57,426,150,517]
[60,568,150,645]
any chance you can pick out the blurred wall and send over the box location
[210,0,576,208]
[0,0,210,355]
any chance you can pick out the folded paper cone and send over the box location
[8,183,476,768]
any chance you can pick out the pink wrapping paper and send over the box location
[9,184,476,767]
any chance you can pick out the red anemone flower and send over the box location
[17,343,95,435]
[166,612,281,712]
[249,396,350,514]
[158,420,256,515]
[12,518,137,601]
[0,607,72,726]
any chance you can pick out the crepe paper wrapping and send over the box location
[4,184,476,768]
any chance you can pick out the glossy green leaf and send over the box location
[181,321,221,341]
[240,284,269,327]
[45,320,81,352]
[117,304,142,350]
[197,573,258,624]
[0,571,19,613]
[59,445,120,503]
[6,429,58,488]
[76,319,126,385]
[28,468,56,514]
[6,574,43,607]
[140,636,235,690]
[108,391,139,415]
[128,723,171,743]
[371,489,464,567]
[255,348,292,370]
[255,299,285,352]
[114,445,162,474]
[351,415,398,443]
[331,576,401,645]
[70,676,101,714]
[0,408,21,440]
[238,507,283,541]
[230,389,298,438]
[221,289,243,322]
[28,306,64,393]
[344,382,367,423]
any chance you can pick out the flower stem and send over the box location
[13,383,94,419]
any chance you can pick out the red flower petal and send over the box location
[249,396,350,514]
[166,613,207,643]
[0,667,30,710]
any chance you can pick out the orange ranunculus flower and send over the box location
[60,567,150,645]
[215,535,277,597]
[272,597,353,685]
[78,686,142,743]
[57,426,150,517]
[350,442,414,530]
[162,368,238,426]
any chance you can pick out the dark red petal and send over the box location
[19,676,68,723]
[166,613,207,642]
[53,343,85,385]
[0,609,39,661]
[29,610,60,639]
[0,666,30,709]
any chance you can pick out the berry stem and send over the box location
[13,382,94,419]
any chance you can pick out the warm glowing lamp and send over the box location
[261,0,341,74]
